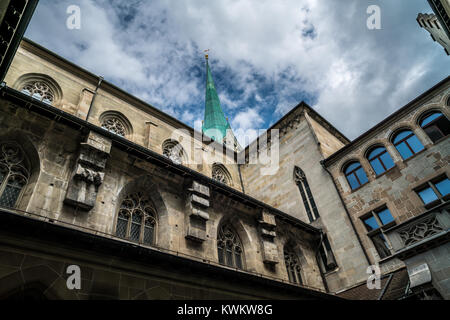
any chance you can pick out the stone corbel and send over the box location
[258,209,279,265]
[185,181,210,242]
[64,131,111,211]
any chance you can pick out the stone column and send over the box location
[64,131,111,211]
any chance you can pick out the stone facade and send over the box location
[323,78,450,297]
[0,38,448,299]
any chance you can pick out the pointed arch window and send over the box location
[115,192,157,245]
[99,111,132,137]
[162,139,185,165]
[294,167,319,222]
[344,161,368,190]
[212,164,232,186]
[392,130,424,160]
[284,247,303,285]
[217,224,243,269]
[0,142,30,208]
[419,112,450,143]
[367,146,395,176]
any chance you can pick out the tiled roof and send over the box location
[337,268,409,300]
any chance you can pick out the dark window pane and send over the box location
[363,216,379,231]
[418,187,439,204]
[235,253,242,269]
[396,142,414,160]
[347,173,360,190]
[0,185,21,208]
[420,113,442,127]
[218,247,224,264]
[377,208,394,225]
[370,158,385,176]
[435,116,450,137]
[226,249,233,267]
[371,233,391,259]
[424,126,444,143]
[393,131,412,144]
[144,226,154,245]
[355,168,368,185]
[380,152,395,170]
[435,178,450,197]
[116,216,128,238]
[407,135,424,153]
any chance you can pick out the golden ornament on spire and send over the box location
[204,49,210,60]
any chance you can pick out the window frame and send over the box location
[294,167,320,222]
[284,247,303,285]
[392,130,424,160]
[344,161,369,191]
[367,146,396,177]
[360,206,396,259]
[419,112,449,144]
[414,175,450,209]
[115,192,157,245]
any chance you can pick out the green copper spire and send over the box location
[202,55,229,143]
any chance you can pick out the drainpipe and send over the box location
[237,163,245,194]
[315,231,329,293]
[85,76,103,122]
[320,160,372,266]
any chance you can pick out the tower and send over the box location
[202,52,242,151]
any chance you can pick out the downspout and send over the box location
[320,160,372,266]
[315,231,329,293]
[85,76,103,122]
[237,163,245,194]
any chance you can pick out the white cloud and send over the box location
[24,0,448,145]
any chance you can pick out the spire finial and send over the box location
[204,49,210,60]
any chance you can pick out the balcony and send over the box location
[384,202,450,259]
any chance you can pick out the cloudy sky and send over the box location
[24,0,448,146]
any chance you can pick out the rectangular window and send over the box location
[361,206,395,260]
[415,176,450,208]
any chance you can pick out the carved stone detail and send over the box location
[258,209,279,265]
[64,131,111,211]
[185,180,210,242]
[399,215,444,246]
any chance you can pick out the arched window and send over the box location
[284,247,303,285]
[392,130,424,160]
[344,161,368,190]
[162,140,185,165]
[212,164,232,186]
[367,146,395,176]
[99,111,132,137]
[0,142,30,208]
[294,167,319,222]
[21,81,55,104]
[217,224,243,269]
[115,192,157,245]
[419,112,450,143]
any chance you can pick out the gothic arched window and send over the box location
[115,192,157,245]
[284,247,303,285]
[162,140,185,165]
[0,142,30,208]
[294,167,319,222]
[419,111,450,143]
[217,224,243,269]
[212,164,231,186]
[21,81,55,104]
